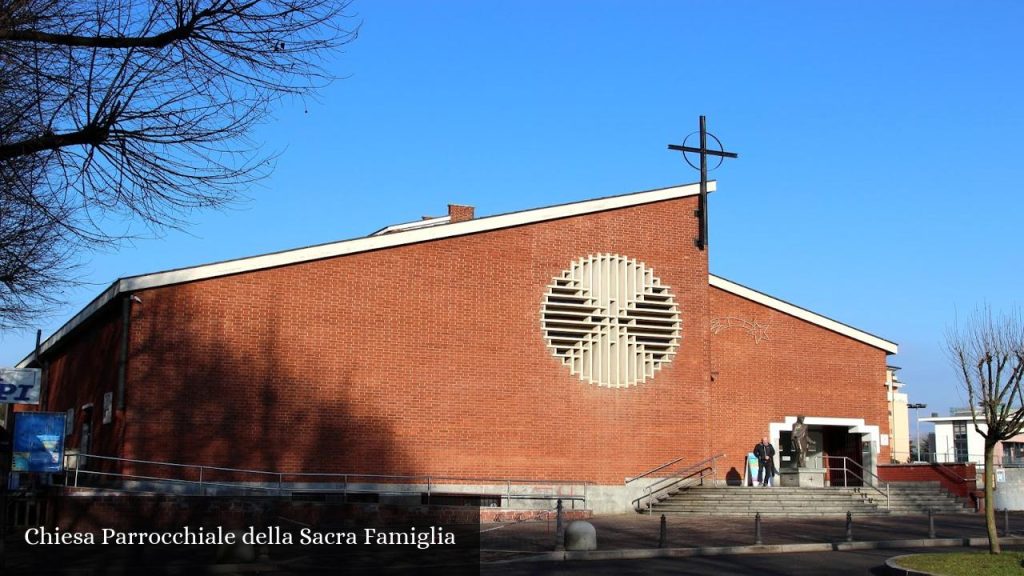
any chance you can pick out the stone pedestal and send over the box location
[780,467,826,488]
[564,520,597,551]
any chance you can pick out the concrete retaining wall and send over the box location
[993,468,1024,511]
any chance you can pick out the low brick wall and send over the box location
[878,463,978,500]
[479,508,591,523]
[39,492,588,531]
[46,494,477,532]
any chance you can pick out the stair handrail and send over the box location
[625,456,686,484]
[929,462,978,484]
[926,462,981,507]
[629,453,725,513]
[823,455,889,510]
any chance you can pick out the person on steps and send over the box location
[754,437,776,487]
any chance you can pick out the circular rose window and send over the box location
[541,254,681,388]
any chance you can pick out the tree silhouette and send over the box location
[0,0,358,327]
[946,306,1024,554]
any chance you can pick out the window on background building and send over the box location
[1003,442,1024,467]
[953,422,969,463]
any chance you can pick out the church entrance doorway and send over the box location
[821,425,863,487]
[770,416,881,487]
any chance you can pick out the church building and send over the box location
[17,181,898,513]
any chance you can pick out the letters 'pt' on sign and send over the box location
[0,368,42,405]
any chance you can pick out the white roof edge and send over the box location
[370,215,451,236]
[121,181,708,292]
[16,281,123,368]
[920,416,976,422]
[23,182,709,363]
[709,274,899,354]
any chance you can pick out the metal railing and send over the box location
[629,453,725,513]
[58,453,589,508]
[926,461,981,495]
[909,451,1018,470]
[823,456,889,510]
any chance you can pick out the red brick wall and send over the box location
[39,302,126,468]
[120,197,711,485]
[878,463,978,499]
[35,196,894,488]
[709,287,890,479]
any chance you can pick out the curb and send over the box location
[884,554,933,576]
[486,536,1024,564]
[4,564,279,576]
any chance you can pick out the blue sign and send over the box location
[12,412,67,473]
[745,452,761,486]
[0,368,42,404]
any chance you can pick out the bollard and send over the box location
[754,512,762,545]
[928,509,935,539]
[845,511,853,542]
[1004,508,1010,537]
[658,514,667,548]
[555,499,565,551]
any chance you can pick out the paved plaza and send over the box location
[482,511,1024,555]
[4,511,1024,574]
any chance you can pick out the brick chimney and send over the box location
[448,204,475,223]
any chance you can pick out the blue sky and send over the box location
[3,1,1023,434]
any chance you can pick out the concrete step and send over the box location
[655,500,880,504]
[657,501,875,509]
[886,498,959,503]
[652,508,884,515]
[651,510,892,517]
[653,501,881,508]
[659,494,876,501]
[645,483,970,517]
[888,498,966,502]
[653,500,872,505]
[884,502,970,510]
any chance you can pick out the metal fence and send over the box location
[57,452,589,509]
[905,451,1024,469]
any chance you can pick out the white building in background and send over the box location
[886,366,911,462]
[921,409,1024,466]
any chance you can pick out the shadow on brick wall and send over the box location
[108,288,408,486]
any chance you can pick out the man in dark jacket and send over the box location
[754,437,776,487]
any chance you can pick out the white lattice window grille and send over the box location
[541,254,681,388]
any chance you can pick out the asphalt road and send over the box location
[480,546,994,576]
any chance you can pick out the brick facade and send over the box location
[31,191,894,488]
[33,302,125,474]
[709,287,891,477]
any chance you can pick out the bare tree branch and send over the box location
[0,0,358,328]
[945,306,1024,553]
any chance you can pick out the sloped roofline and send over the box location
[709,275,899,354]
[19,182,711,366]
[21,181,899,365]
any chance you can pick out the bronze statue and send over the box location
[791,416,816,468]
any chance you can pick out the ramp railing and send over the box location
[57,453,588,508]
[627,453,725,513]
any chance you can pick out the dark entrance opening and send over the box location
[821,426,863,487]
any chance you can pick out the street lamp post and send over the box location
[908,403,927,462]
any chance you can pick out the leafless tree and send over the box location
[0,48,77,330]
[0,152,77,330]
[0,0,357,328]
[945,306,1024,554]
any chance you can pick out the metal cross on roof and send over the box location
[667,116,738,251]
